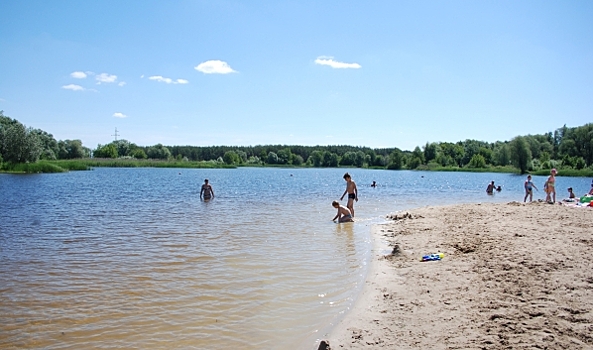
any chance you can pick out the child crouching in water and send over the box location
[332,200,354,223]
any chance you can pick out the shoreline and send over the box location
[318,201,593,349]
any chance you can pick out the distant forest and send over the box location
[1,110,592,174]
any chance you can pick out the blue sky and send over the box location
[1,0,592,151]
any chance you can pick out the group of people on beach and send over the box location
[522,168,593,204]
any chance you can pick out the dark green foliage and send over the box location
[94,144,118,158]
[468,154,487,168]
[223,151,240,165]
[387,149,403,170]
[509,136,532,174]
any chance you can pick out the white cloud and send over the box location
[140,75,144,78]
[118,82,126,87]
[194,60,237,74]
[113,112,128,118]
[96,73,118,84]
[62,84,85,91]
[149,75,189,84]
[71,71,87,79]
[315,56,361,69]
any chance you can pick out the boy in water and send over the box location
[332,200,354,223]
[200,179,214,200]
[340,172,358,217]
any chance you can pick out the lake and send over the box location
[1,167,590,349]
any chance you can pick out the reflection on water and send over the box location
[1,168,590,349]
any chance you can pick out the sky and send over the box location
[1,0,592,151]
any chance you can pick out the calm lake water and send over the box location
[1,167,591,349]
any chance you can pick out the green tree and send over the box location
[267,151,279,164]
[468,154,486,168]
[423,142,438,164]
[277,148,292,164]
[94,143,118,158]
[509,136,532,174]
[292,154,304,165]
[58,139,87,159]
[309,150,324,167]
[131,148,147,159]
[0,122,42,163]
[146,144,171,159]
[387,149,403,170]
[223,150,240,165]
[322,151,339,167]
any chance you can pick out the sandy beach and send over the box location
[320,201,593,349]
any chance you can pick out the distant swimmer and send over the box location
[200,179,214,201]
[371,181,377,188]
[332,200,354,223]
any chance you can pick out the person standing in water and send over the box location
[340,172,358,217]
[523,175,538,202]
[200,179,214,201]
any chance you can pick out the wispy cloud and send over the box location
[148,76,189,84]
[315,56,361,69]
[118,82,126,87]
[71,71,87,79]
[113,112,128,118]
[62,84,86,91]
[194,60,237,74]
[96,73,118,84]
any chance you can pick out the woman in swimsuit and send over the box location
[200,179,214,201]
[523,175,537,202]
[544,169,557,203]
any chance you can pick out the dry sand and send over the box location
[320,201,593,349]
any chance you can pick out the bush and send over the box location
[467,154,486,168]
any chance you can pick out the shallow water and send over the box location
[1,168,590,349]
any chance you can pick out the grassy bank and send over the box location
[1,159,236,173]
[2,159,592,177]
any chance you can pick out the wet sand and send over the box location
[321,201,593,349]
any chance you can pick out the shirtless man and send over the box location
[340,172,358,217]
[200,179,214,201]
[332,200,354,223]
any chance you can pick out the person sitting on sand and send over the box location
[544,168,557,203]
[332,200,354,223]
[563,187,577,202]
[524,175,538,202]
[486,181,495,194]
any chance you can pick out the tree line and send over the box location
[2,110,592,174]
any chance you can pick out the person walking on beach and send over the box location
[332,200,354,223]
[544,168,557,203]
[523,175,538,202]
[200,179,214,201]
[340,172,358,217]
